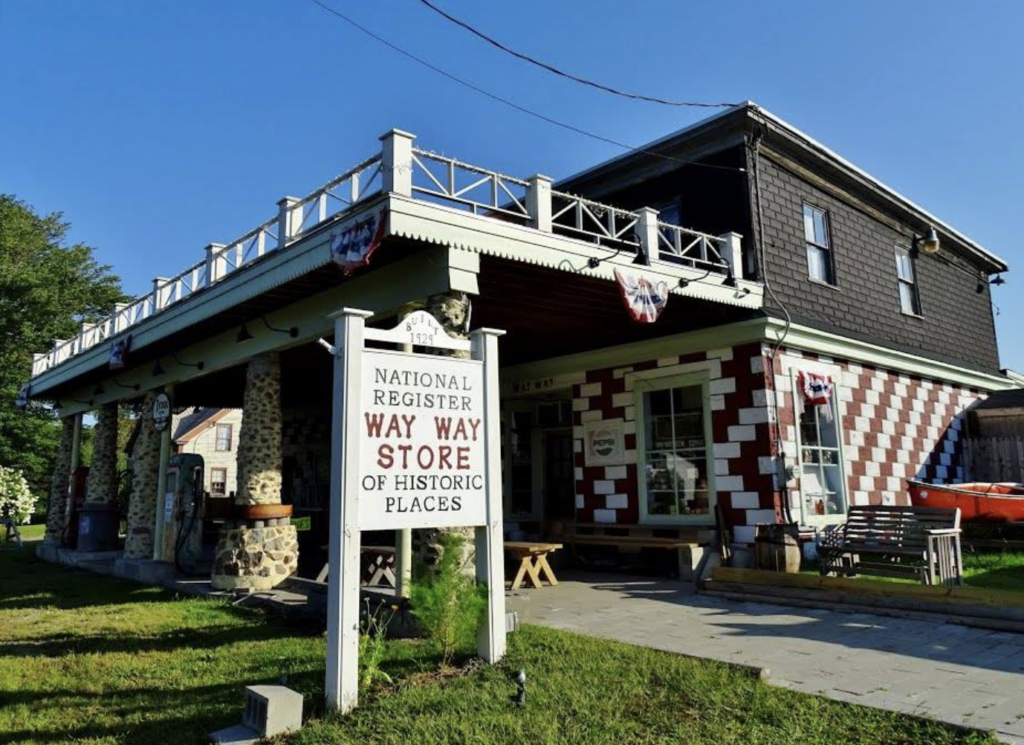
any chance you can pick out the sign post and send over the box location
[324,308,506,713]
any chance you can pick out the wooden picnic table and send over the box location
[505,541,562,590]
[315,545,396,588]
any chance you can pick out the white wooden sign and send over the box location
[325,308,506,715]
[359,349,486,530]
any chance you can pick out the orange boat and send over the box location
[907,480,1024,522]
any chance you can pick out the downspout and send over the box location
[749,123,795,526]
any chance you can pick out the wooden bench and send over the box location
[505,541,562,590]
[556,526,701,578]
[818,505,963,586]
[315,545,396,587]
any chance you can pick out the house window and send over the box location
[796,388,846,519]
[895,246,921,315]
[210,467,227,496]
[803,204,835,284]
[637,377,712,520]
[215,423,233,452]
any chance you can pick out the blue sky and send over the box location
[2,1,1021,371]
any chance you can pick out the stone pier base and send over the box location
[211,523,298,591]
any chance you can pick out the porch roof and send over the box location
[24,130,762,410]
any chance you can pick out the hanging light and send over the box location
[631,246,650,266]
[990,275,1006,286]
[151,360,165,376]
[236,323,254,343]
[722,268,738,288]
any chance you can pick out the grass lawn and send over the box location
[0,539,999,745]
[802,550,1024,592]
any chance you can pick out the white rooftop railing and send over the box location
[30,129,741,380]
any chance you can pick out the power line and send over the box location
[415,0,735,110]
[308,0,744,174]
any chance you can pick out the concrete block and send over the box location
[244,685,303,738]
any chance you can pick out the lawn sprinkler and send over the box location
[512,669,526,707]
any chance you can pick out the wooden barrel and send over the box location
[754,523,801,573]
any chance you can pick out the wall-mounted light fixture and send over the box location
[172,353,205,371]
[261,316,299,338]
[114,378,140,392]
[151,360,165,376]
[678,267,713,289]
[721,268,738,288]
[236,323,254,343]
[913,226,941,255]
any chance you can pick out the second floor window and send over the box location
[895,246,921,315]
[215,423,233,452]
[803,204,835,285]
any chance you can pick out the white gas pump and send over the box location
[162,453,205,572]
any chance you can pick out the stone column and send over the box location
[236,352,284,506]
[212,352,298,590]
[85,403,119,503]
[43,416,77,545]
[123,392,161,559]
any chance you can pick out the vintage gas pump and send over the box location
[162,453,205,572]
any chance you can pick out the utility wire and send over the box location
[309,0,744,174]
[415,0,735,110]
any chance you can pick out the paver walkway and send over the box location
[507,573,1024,743]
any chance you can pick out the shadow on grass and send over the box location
[0,681,272,745]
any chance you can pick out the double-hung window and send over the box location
[803,204,835,285]
[895,246,921,315]
[636,375,713,521]
[795,380,846,520]
[215,423,233,452]
[210,467,227,496]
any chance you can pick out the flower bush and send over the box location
[0,466,37,524]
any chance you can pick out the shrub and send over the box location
[359,598,396,690]
[411,532,486,666]
[0,466,37,524]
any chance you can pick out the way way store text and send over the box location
[358,350,487,530]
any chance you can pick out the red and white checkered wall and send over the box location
[571,342,783,542]
[569,341,984,542]
[772,349,982,516]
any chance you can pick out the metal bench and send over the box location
[818,505,963,586]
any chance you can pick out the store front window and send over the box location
[637,376,713,521]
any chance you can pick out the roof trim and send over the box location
[174,408,232,444]
[555,101,1008,273]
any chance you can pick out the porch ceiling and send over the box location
[473,256,760,367]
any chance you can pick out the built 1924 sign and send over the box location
[324,308,505,715]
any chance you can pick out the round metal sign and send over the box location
[152,392,171,431]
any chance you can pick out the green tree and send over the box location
[0,194,127,502]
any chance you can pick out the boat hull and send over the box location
[908,480,1024,522]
